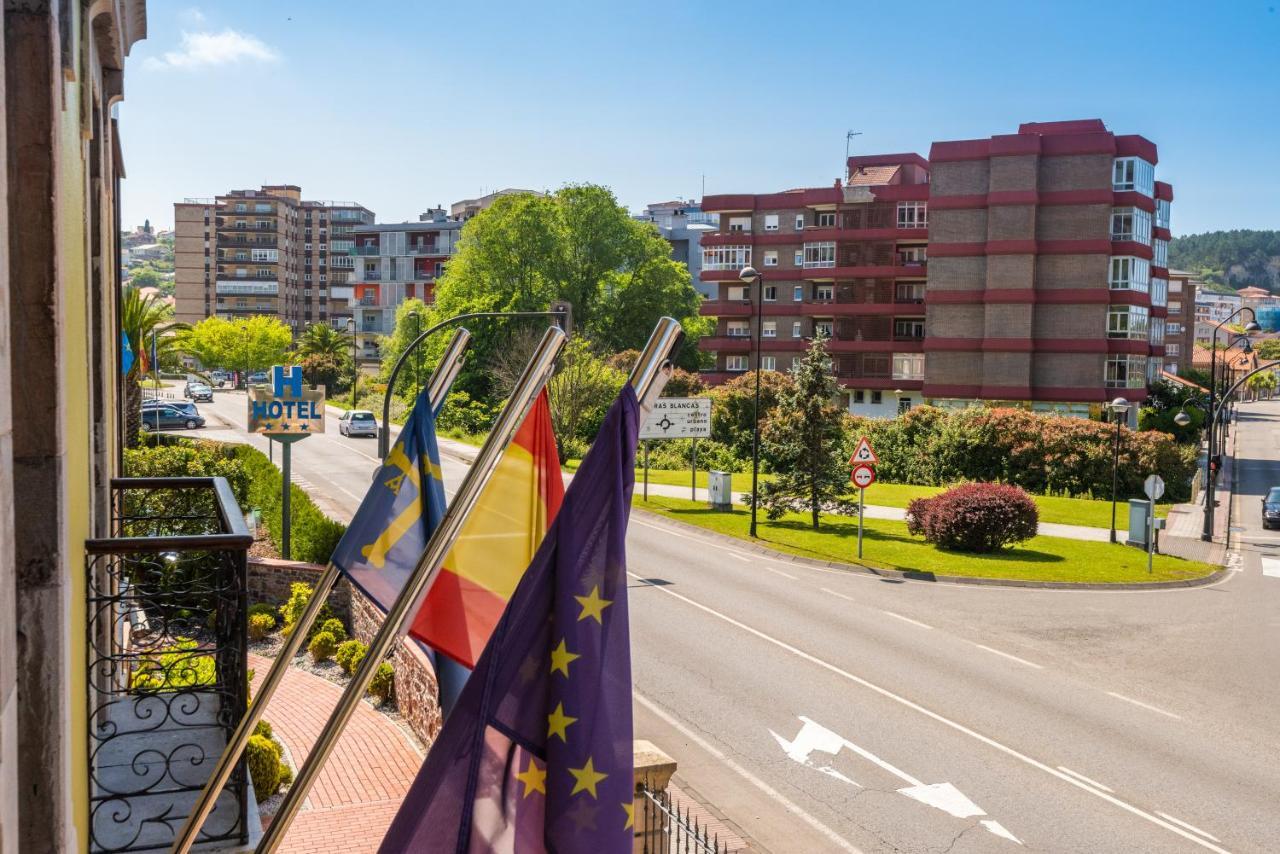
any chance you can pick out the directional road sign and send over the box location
[851,464,877,489]
[639,397,712,440]
[849,436,878,466]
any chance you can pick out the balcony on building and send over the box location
[215,279,279,297]
[86,477,255,852]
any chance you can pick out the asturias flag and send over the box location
[410,390,564,668]
[330,386,447,610]
[379,385,640,854]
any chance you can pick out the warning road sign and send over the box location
[851,464,876,489]
[849,436,878,466]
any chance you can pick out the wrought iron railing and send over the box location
[86,477,252,853]
[636,784,738,853]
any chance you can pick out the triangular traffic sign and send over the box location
[849,436,878,465]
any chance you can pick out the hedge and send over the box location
[232,444,346,564]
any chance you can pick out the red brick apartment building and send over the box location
[699,120,1173,419]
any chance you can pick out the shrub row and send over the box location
[232,444,346,564]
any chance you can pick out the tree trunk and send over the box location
[811,434,821,529]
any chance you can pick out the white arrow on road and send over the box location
[771,716,1021,845]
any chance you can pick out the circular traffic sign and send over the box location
[851,464,876,489]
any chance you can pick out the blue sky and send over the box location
[120,1,1280,236]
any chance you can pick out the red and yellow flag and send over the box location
[409,390,564,668]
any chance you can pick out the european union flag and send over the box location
[379,385,640,854]
[331,387,447,611]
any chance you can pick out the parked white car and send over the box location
[338,410,378,437]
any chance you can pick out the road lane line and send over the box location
[1104,691,1182,720]
[761,565,797,579]
[1260,556,1280,577]
[973,644,1043,670]
[634,693,864,854]
[880,609,933,630]
[727,552,751,562]
[1056,766,1113,793]
[1156,812,1221,843]
[628,574,1230,854]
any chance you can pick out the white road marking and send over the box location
[973,644,1043,670]
[880,609,933,630]
[761,565,797,580]
[1056,766,1114,793]
[981,820,1022,844]
[635,693,864,854]
[1260,556,1280,577]
[1156,812,1221,843]
[727,552,751,562]
[1104,691,1182,720]
[628,574,1230,854]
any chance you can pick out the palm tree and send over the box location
[293,322,351,394]
[121,287,187,445]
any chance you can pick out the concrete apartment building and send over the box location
[636,200,719,298]
[699,119,1173,418]
[1165,270,1200,374]
[174,186,373,332]
[1194,288,1244,345]
[450,188,542,221]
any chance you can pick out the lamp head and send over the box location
[1174,411,1191,427]
[1245,321,1262,333]
[1109,396,1130,413]
[738,265,761,284]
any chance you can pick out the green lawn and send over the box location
[581,465,1171,529]
[634,495,1216,585]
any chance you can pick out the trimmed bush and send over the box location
[278,582,333,641]
[906,483,1039,553]
[233,444,346,563]
[367,663,395,705]
[248,602,277,621]
[246,734,282,803]
[335,639,367,676]
[253,719,273,740]
[129,638,215,692]
[320,618,347,644]
[308,631,338,663]
[248,613,276,642]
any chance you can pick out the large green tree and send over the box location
[429,185,702,399]
[177,315,292,382]
[757,334,849,529]
[376,298,432,399]
[293,322,352,394]
[121,287,187,445]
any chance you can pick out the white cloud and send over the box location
[144,28,280,71]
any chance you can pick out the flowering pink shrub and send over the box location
[906,483,1039,553]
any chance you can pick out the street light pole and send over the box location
[1108,396,1129,544]
[240,324,248,391]
[346,317,358,409]
[739,265,764,538]
[1203,307,1261,541]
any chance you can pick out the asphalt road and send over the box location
[173,388,1280,853]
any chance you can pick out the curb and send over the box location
[633,507,1229,592]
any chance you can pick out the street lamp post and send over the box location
[412,312,423,402]
[738,265,764,538]
[1108,396,1130,544]
[1203,309,1261,541]
[347,317,359,409]
[240,324,249,391]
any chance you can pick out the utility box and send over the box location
[708,470,733,511]
[1127,498,1152,548]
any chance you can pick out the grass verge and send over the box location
[634,495,1216,585]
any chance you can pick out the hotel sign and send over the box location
[248,365,326,435]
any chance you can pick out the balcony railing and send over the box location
[834,354,892,379]
[219,238,277,248]
[350,246,381,256]
[406,244,453,256]
[86,477,252,853]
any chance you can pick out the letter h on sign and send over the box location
[273,365,304,398]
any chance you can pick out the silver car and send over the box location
[339,410,378,437]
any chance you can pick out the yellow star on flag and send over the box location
[568,756,607,798]
[550,638,580,678]
[514,757,546,798]
[622,800,635,830]
[547,702,577,742]
[575,585,613,624]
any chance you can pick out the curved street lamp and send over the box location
[739,264,764,538]
[1203,308,1261,540]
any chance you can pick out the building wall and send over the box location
[0,7,14,850]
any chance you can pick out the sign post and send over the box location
[639,397,713,504]
[1144,474,1165,574]
[850,463,876,559]
[248,365,325,559]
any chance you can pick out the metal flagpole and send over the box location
[255,325,568,853]
[169,332,474,854]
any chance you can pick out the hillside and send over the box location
[1168,229,1280,292]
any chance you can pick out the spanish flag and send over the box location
[409,390,564,668]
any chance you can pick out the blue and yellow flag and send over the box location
[331,387,446,610]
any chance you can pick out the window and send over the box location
[703,245,751,271]
[1168,322,1182,335]
[235,268,247,278]
[892,353,925,380]
[1112,157,1155,195]
[1107,305,1150,339]
[1105,355,1147,388]
[815,284,834,301]
[852,390,865,404]
[1155,199,1171,230]
[304,273,312,282]
[898,246,928,266]
[1153,239,1169,269]
[304,243,312,251]
[764,214,779,231]
[896,281,927,303]
[871,391,883,405]
[727,321,750,337]
[794,250,804,266]
[255,203,272,213]
[1150,317,1166,345]
[1109,256,1150,292]
[1111,207,1152,244]
[803,242,836,268]
[1150,277,1167,308]
[760,356,777,371]
[792,356,803,370]
[792,321,803,338]
[728,285,747,301]
[1166,343,1181,356]
[794,214,805,230]
[256,219,272,230]
[1168,300,1181,316]
[897,202,928,228]
[235,251,248,261]
[235,220,247,229]
[815,319,834,337]
[763,285,777,301]
[728,216,751,233]
[793,285,803,301]
[763,250,778,267]
[898,397,913,415]
[894,318,925,339]
[257,267,271,277]
[762,320,777,338]
[726,355,748,372]
[235,203,247,212]
[816,211,836,228]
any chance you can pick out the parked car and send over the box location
[185,381,214,401]
[142,399,200,418]
[209,369,229,385]
[1262,487,1280,529]
[338,410,378,437]
[141,405,205,431]
[247,371,269,386]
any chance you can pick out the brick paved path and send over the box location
[250,654,425,853]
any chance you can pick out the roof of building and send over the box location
[352,220,463,234]
[846,165,900,186]
[1161,371,1209,393]
[1237,286,1272,298]
[1192,342,1258,371]
[1017,119,1109,136]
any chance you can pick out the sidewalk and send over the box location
[250,654,424,854]
[1161,427,1234,565]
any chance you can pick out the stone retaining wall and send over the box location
[247,557,441,746]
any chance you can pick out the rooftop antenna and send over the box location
[845,130,863,175]
[701,173,705,201]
